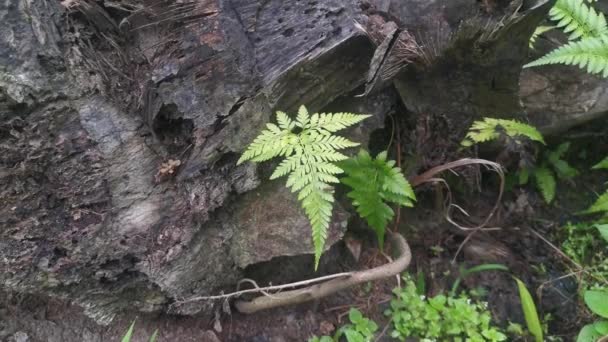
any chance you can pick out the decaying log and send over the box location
[1,0,600,328]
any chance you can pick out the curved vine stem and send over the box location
[233,231,411,313]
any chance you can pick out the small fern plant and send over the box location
[461,118,545,147]
[238,105,370,269]
[340,150,416,248]
[525,0,608,78]
[462,118,578,204]
[518,142,578,204]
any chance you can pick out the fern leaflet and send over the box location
[585,190,608,214]
[592,156,608,169]
[340,150,416,249]
[530,26,555,49]
[534,167,557,204]
[239,105,370,269]
[549,0,608,40]
[524,36,608,77]
[462,118,545,147]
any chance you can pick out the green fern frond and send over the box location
[462,118,545,147]
[239,105,369,269]
[534,167,557,203]
[525,36,608,77]
[276,111,295,131]
[549,0,608,40]
[340,150,416,249]
[529,26,555,49]
[584,190,608,214]
[592,156,608,169]
[308,113,371,133]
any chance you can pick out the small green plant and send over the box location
[309,308,378,342]
[340,150,416,248]
[387,277,507,341]
[461,118,545,147]
[518,142,578,203]
[238,105,370,268]
[525,0,608,78]
[562,221,608,290]
[462,118,577,203]
[577,290,608,341]
[121,320,158,342]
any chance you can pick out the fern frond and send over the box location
[240,105,369,269]
[340,150,416,248]
[296,105,310,128]
[592,156,608,169]
[549,0,608,40]
[534,167,557,203]
[585,190,608,214]
[308,113,372,132]
[462,118,545,147]
[238,125,296,164]
[530,26,555,49]
[524,36,608,77]
[276,111,295,131]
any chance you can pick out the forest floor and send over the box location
[1,122,607,342]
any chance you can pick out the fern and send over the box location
[524,36,608,77]
[592,156,608,169]
[534,166,557,203]
[340,150,416,249]
[549,0,607,40]
[526,0,608,77]
[462,118,545,147]
[585,190,608,214]
[529,26,555,49]
[238,105,370,269]
[586,156,608,214]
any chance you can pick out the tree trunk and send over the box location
[2,0,597,327]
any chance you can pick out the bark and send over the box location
[1,0,594,328]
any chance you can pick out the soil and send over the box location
[2,120,606,342]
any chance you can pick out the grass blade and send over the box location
[121,320,136,342]
[513,277,543,342]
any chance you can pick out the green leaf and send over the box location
[340,150,416,249]
[525,36,608,77]
[276,111,294,131]
[462,118,545,147]
[349,308,363,323]
[519,168,530,185]
[577,323,603,342]
[534,167,556,203]
[593,156,608,169]
[297,105,310,127]
[584,290,608,318]
[122,320,136,342]
[584,190,608,214]
[149,330,159,342]
[552,159,578,179]
[529,26,555,49]
[594,320,608,335]
[549,0,608,40]
[513,277,543,342]
[595,224,608,242]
